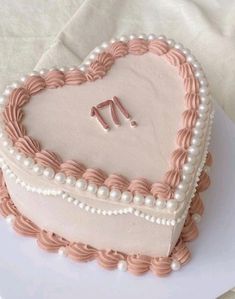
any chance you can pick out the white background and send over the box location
[0,104,235,299]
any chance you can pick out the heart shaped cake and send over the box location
[0,33,213,276]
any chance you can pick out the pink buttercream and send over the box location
[60,160,86,178]
[128,178,151,196]
[176,128,193,148]
[96,52,114,71]
[15,136,41,157]
[128,39,148,55]
[107,41,128,58]
[44,70,65,88]
[148,40,169,55]
[165,48,186,66]
[35,150,62,172]
[8,88,29,107]
[24,76,46,95]
[5,121,26,142]
[3,104,23,123]
[65,69,87,85]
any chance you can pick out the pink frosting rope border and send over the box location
[0,152,211,276]
[3,39,204,199]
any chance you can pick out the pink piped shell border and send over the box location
[0,154,211,276]
[3,39,204,199]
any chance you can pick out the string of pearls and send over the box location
[0,33,213,216]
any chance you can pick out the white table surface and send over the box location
[0,103,235,299]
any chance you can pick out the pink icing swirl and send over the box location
[96,52,114,71]
[37,231,69,252]
[127,254,151,275]
[197,170,210,192]
[165,48,186,66]
[148,40,169,55]
[170,148,188,169]
[184,77,199,93]
[151,182,173,199]
[60,160,86,178]
[164,169,181,188]
[5,121,26,142]
[24,76,46,95]
[13,215,40,237]
[181,215,198,242]
[179,63,194,78]
[104,174,129,191]
[67,243,97,262]
[128,178,151,196]
[190,192,204,215]
[171,238,191,265]
[97,250,126,270]
[206,152,213,166]
[44,70,65,88]
[8,87,29,108]
[107,41,128,58]
[185,93,200,109]
[182,109,198,128]
[128,39,148,55]
[65,69,86,85]
[150,257,172,277]
[82,168,107,186]
[15,136,41,157]
[0,197,19,217]
[35,150,62,172]
[86,61,106,81]
[176,128,193,148]
[3,104,23,123]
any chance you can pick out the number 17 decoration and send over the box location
[90,96,138,132]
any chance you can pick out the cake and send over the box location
[0,33,213,276]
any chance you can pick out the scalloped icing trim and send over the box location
[1,37,213,203]
[0,167,211,277]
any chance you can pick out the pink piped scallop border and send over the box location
[0,153,211,276]
[3,39,204,199]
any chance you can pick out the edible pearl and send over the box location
[191,137,201,146]
[39,68,48,75]
[174,43,183,50]
[192,213,201,223]
[138,33,147,39]
[195,120,205,129]
[193,128,203,138]
[167,39,175,47]
[148,33,156,40]
[58,247,68,257]
[174,190,185,202]
[79,65,86,72]
[110,38,118,44]
[199,104,209,114]
[144,195,155,207]
[119,35,128,42]
[199,86,209,95]
[2,138,12,148]
[171,260,181,271]
[166,199,178,211]
[183,163,194,174]
[188,145,200,156]
[76,179,87,191]
[54,172,66,184]
[158,35,166,40]
[23,157,34,169]
[129,34,137,40]
[94,47,102,54]
[121,191,133,203]
[101,42,109,49]
[66,176,76,186]
[133,194,145,205]
[84,59,92,66]
[0,95,7,106]
[186,54,195,63]
[177,182,187,192]
[182,48,191,55]
[117,260,128,272]
[43,167,55,180]
[6,214,15,224]
[97,186,109,199]
[11,81,21,89]
[156,198,166,209]
[20,75,29,82]
[29,71,39,76]
[200,96,210,105]
[192,61,201,69]
[109,189,121,201]
[3,87,13,96]
[15,152,25,162]
[32,164,44,175]
[87,183,98,194]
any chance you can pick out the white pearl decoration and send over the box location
[121,191,133,203]
[109,189,121,201]
[133,194,145,205]
[66,176,76,186]
[144,195,155,207]
[0,95,7,106]
[166,200,178,212]
[170,260,181,271]
[117,260,128,272]
[148,33,156,40]
[97,186,109,199]
[156,198,166,209]
[76,179,87,191]
[174,190,185,202]
[192,213,201,223]
[6,214,15,224]
[23,157,34,169]
[58,246,68,257]
[43,167,55,180]
[32,164,44,176]
[87,183,98,194]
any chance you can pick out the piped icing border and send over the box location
[0,34,213,215]
[0,169,207,276]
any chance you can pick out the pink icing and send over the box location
[37,231,69,252]
[8,88,29,108]
[13,215,39,237]
[182,109,198,128]
[128,178,151,196]
[206,152,213,166]
[148,40,169,55]
[127,254,151,275]
[171,238,191,265]
[15,136,41,157]
[184,77,199,93]
[179,63,194,78]
[190,192,204,215]
[3,104,23,123]
[165,48,186,66]
[177,128,193,148]
[197,170,210,192]
[35,150,62,172]
[128,39,148,55]
[185,93,200,109]
[60,160,86,178]
[181,215,198,242]
[68,243,97,262]
[82,168,107,186]
[5,121,26,142]
[97,250,126,270]
[104,174,130,191]
[164,169,181,188]
[170,148,188,169]
[96,52,114,71]
[151,182,173,199]
[150,257,172,276]
[107,41,128,58]
[24,76,46,95]
[65,69,87,85]
[44,70,65,88]
[86,61,106,81]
